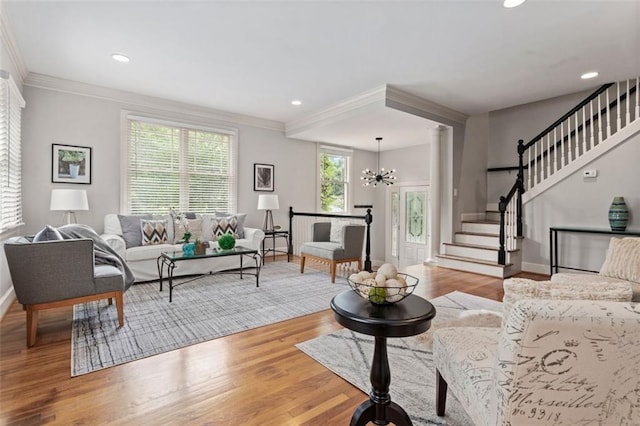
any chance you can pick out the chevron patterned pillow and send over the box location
[141,219,169,245]
[211,216,239,241]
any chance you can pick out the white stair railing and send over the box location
[524,77,638,193]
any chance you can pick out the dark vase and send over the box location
[608,196,629,232]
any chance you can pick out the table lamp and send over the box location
[257,194,279,231]
[50,189,89,225]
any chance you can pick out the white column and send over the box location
[427,126,443,264]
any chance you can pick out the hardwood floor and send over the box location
[0,258,546,425]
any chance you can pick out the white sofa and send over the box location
[101,213,265,282]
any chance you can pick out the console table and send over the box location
[261,229,290,265]
[549,226,640,276]
[331,291,436,426]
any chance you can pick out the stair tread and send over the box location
[456,231,499,237]
[443,242,520,253]
[462,220,500,225]
[436,253,513,268]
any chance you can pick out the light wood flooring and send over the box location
[0,257,545,425]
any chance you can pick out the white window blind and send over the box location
[0,71,26,233]
[125,115,237,215]
[318,144,352,213]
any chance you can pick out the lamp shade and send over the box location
[50,189,89,211]
[257,194,279,210]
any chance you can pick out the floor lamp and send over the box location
[257,194,279,231]
[50,189,89,225]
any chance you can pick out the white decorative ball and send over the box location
[374,274,387,287]
[384,278,407,302]
[349,273,363,284]
[357,270,374,281]
[377,263,398,279]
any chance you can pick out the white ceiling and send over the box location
[3,0,640,151]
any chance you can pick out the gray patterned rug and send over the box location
[296,291,503,425]
[71,262,347,376]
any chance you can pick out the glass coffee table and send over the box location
[157,246,261,302]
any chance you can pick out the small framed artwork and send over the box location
[52,144,92,184]
[254,163,274,192]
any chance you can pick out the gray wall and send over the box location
[523,135,640,273]
[18,85,385,254]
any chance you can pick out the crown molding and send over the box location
[285,85,387,137]
[23,73,285,132]
[285,84,468,138]
[0,7,28,87]
[385,85,468,125]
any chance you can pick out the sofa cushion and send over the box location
[126,243,176,262]
[599,237,640,283]
[141,219,169,245]
[118,214,152,248]
[33,225,63,242]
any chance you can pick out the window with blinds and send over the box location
[0,71,26,234]
[125,115,237,215]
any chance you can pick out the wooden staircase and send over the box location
[436,207,522,278]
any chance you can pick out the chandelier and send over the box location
[361,137,396,187]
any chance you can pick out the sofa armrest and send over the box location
[243,227,265,250]
[101,233,127,259]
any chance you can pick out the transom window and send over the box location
[124,114,238,214]
[318,145,351,213]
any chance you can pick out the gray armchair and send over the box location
[4,237,126,347]
[300,222,365,283]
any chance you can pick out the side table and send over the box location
[331,291,436,426]
[261,229,290,265]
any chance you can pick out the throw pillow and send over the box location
[141,219,169,245]
[210,216,238,241]
[599,237,640,283]
[118,214,153,248]
[330,219,353,243]
[33,225,63,242]
[214,212,247,238]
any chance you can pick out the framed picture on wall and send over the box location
[52,144,92,184]
[254,163,274,192]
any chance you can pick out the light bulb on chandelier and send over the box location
[361,137,396,187]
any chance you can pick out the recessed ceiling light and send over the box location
[503,0,526,8]
[111,53,130,63]
[581,71,599,80]
[291,100,302,106]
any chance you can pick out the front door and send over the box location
[388,186,429,270]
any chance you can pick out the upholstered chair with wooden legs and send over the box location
[4,238,126,347]
[300,222,365,283]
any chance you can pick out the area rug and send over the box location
[71,262,347,376]
[296,291,503,425]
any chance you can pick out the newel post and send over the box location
[498,196,507,265]
[364,208,373,272]
[288,207,294,255]
[516,139,525,237]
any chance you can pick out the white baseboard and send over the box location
[521,262,549,276]
[0,286,15,321]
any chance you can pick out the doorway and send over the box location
[387,185,429,270]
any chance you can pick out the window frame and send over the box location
[0,71,26,235]
[317,144,353,214]
[121,111,238,215]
